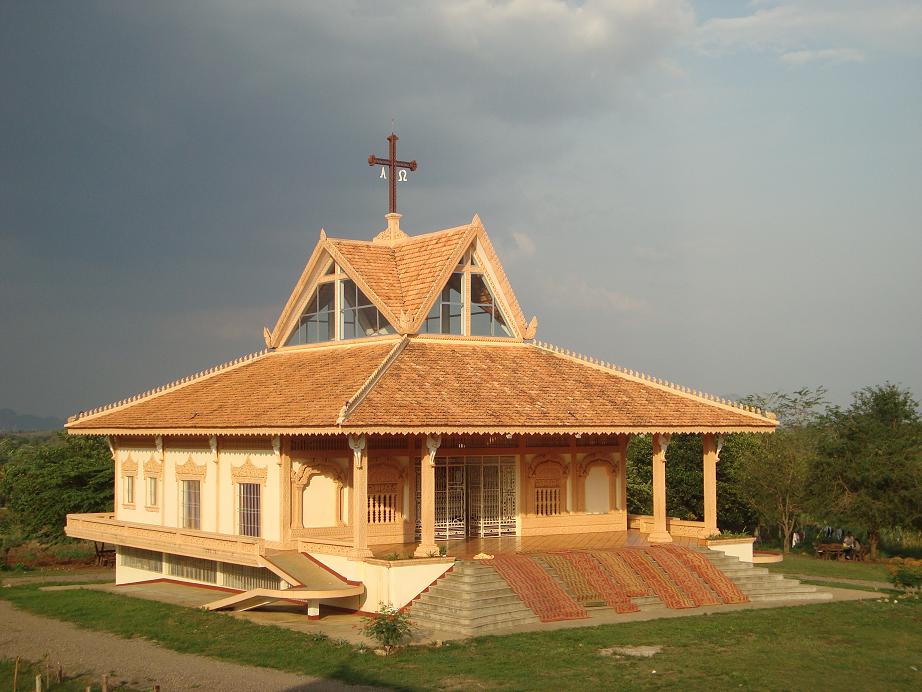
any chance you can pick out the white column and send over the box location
[648,433,673,543]
[349,434,372,558]
[414,435,441,558]
[703,434,722,535]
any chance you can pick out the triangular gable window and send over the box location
[341,279,395,339]
[470,274,512,337]
[286,282,335,345]
[421,250,512,337]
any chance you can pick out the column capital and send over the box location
[348,434,367,468]
[425,434,441,465]
[715,434,724,462]
[154,435,164,462]
[209,435,219,463]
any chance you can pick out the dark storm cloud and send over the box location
[2,1,920,417]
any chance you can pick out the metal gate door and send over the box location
[466,456,517,538]
[417,455,517,540]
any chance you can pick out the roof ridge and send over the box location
[67,349,271,425]
[336,336,409,424]
[325,223,470,247]
[532,340,777,423]
[403,224,477,329]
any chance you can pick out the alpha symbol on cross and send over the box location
[368,133,417,214]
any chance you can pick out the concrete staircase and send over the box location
[410,561,540,636]
[700,548,833,602]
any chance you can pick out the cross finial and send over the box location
[368,133,417,215]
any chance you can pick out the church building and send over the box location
[65,136,777,620]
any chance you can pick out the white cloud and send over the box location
[781,48,865,65]
[694,1,922,61]
[543,275,646,314]
[511,231,537,257]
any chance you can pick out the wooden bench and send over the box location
[815,543,844,560]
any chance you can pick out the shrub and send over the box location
[886,558,922,592]
[361,603,413,652]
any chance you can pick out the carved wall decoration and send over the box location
[575,452,618,513]
[291,459,346,529]
[121,455,138,476]
[143,455,162,478]
[175,456,207,481]
[230,456,268,485]
[367,458,406,524]
[526,454,568,515]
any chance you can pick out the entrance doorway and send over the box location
[416,456,518,540]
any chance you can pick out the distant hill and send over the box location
[0,408,64,432]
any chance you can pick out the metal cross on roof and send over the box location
[368,133,417,214]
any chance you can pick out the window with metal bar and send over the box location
[238,483,261,537]
[181,480,201,530]
[147,476,158,507]
[123,475,135,505]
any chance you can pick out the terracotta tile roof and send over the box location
[344,340,777,432]
[69,337,775,434]
[327,225,471,325]
[67,342,396,431]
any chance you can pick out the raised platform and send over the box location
[370,529,703,560]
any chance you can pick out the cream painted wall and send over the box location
[303,474,338,527]
[111,438,284,543]
[309,553,453,610]
[584,465,610,513]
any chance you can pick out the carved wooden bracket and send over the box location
[348,434,367,469]
[425,434,441,467]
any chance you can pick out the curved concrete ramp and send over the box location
[206,551,363,613]
[205,584,364,612]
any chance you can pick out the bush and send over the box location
[361,603,413,652]
[886,558,922,592]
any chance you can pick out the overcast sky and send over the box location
[2,0,920,420]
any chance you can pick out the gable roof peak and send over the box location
[372,213,409,246]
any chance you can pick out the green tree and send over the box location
[0,433,112,543]
[737,387,828,552]
[626,433,759,533]
[810,383,922,559]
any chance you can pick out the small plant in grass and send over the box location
[383,552,401,561]
[887,558,922,593]
[361,602,413,653]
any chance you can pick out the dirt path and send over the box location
[0,600,379,691]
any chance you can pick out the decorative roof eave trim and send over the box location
[67,424,776,437]
[337,336,409,424]
[270,230,331,347]
[323,241,405,331]
[66,349,273,427]
[405,222,480,332]
[532,341,778,426]
[469,218,528,337]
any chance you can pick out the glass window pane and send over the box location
[470,305,492,337]
[356,306,378,337]
[356,287,372,307]
[341,309,357,340]
[317,283,334,312]
[342,280,358,310]
[445,273,463,303]
[470,275,493,307]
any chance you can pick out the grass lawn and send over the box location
[766,553,891,582]
[2,584,921,690]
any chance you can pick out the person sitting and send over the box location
[843,533,856,559]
